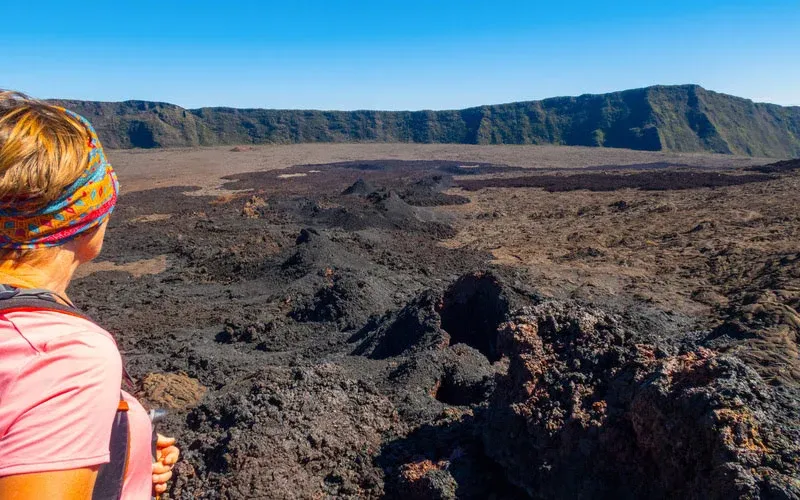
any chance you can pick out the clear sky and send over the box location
[2,0,798,110]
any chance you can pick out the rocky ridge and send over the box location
[55,85,800,157]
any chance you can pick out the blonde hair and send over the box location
[0,90,91,208]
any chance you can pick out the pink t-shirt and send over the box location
[0,309,152,499]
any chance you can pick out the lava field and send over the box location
[70,158,800,499]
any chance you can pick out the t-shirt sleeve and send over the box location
[0,330,122,476]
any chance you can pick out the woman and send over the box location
[0,91,179,499]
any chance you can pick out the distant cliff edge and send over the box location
[54,85,800,157]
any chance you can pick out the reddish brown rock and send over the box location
[483,302,800,499]
[241,195,267,218]
[398,459,457,499]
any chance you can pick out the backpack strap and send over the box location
[0,285,93,322]
[92,399,130,500]
[0,285,131,500]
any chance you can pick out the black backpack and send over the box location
[0,285,131,500]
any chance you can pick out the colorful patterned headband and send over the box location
[0,108,119,249]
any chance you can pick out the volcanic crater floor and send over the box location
[71,155,800,499]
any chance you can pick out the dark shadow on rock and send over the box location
[439,273,509,363]
[374,416,527,500]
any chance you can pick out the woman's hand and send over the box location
[152,434,180,495]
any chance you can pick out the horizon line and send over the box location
[46,84,799,113]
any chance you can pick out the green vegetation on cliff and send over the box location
[55,85,800,157]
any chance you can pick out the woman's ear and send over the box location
[72,219,109,263]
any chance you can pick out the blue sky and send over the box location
[2,0,798,110]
